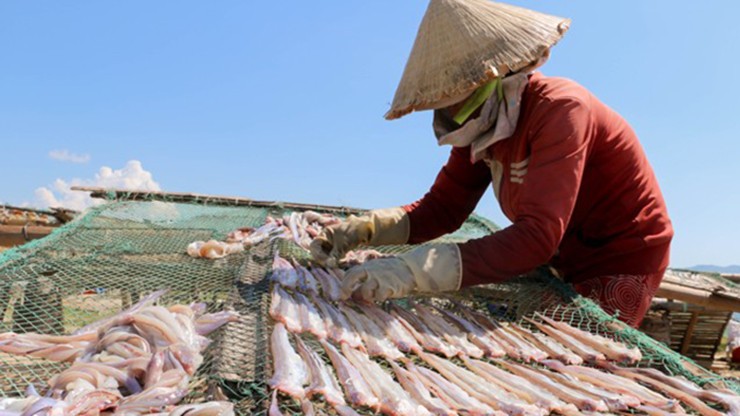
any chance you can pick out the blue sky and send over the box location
[1,1,738,268]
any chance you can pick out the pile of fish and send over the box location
[267,253,740,416]
[187,211,340,259]
[0,290,239,415]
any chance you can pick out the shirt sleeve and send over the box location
[459,96,593,286]
[403,145,492,244]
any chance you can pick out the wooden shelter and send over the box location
[643,269,740,368]
[0,205,75,250]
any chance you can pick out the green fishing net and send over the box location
[0,196,736,415]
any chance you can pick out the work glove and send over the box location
[340,243,462,302]
[309,207,409,267]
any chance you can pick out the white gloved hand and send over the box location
[309,207,409,266]
[340,243,462,302]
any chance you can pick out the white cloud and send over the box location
[35,160,161,211]
[49,149,91,164]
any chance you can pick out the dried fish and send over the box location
[143,350,165,389]
[413,303,484,358]
[186,240,244,259]
[433,305,506,358]
[268,323,308,398]
[390,304,457,358]
[303,211,341,227]
[319,340,379,410]
[494,323,548,362]
[628,367,739,414]
[537,315,642,364]
[603,365,720,416]
[510,324,582,365]
[389,360,457,416]
[131,311,184,347]
[546,366,639,411]
[116,368,190,413]
[495,360,610,412]
[311,294,364,349]
[74,289,168,336]
[341,343,431,416]
[543,360,677,410]
[333,404,364,416]
[294,335,346,406]
[340,303,403,360]
[294,262,320,294]
[341,249,389,266]
[268,390,283,416]
[526,318,605,362]
[301,398,317,416]
[289,212,305,248]
[455,305,531,361]
[271,253,300,289]
[189,211,340,258]
[68,389,123,415]
[227,222,283,247]
[0,396,63,415]
[311,267,343,301]
[462,357,571,413]
[636,404,688,416]
[0,335,87,362]
[406,361,498,416]
[294,292,329,339]
[50,361,142,394]
[362,302,422,353]
[269,286,303,333]
[1,294,234,416]
[166,401,235,416]
[193,310,239,336]
[419,351,546,416]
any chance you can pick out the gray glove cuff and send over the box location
[367,207,410,246]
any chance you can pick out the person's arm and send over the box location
[310,145,489,265]
[459,96,593,286]
[404,145,492,243]
[339,96,595,302]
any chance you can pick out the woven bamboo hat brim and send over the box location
[385,0,570,120]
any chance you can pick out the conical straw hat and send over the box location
[385,0,570,120]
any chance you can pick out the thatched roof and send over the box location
[0,205,76,226]
[656,269,740,312]
[0,205,77,248]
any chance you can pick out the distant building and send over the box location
[0,205,75,251]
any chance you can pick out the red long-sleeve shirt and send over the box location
[404,72,673,286]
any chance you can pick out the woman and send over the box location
[310,0,672,327]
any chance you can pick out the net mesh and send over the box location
[0,198,737,415]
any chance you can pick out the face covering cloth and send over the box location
[433,54,549,163]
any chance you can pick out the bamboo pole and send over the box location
[680,312,699,355]
[71,186,365,214]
